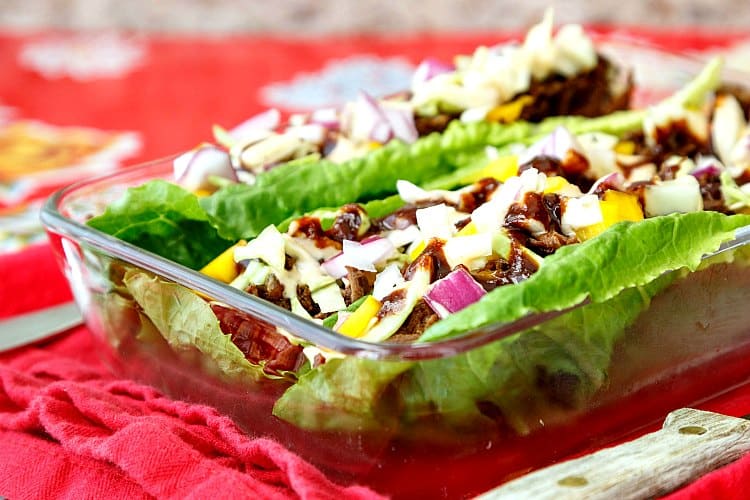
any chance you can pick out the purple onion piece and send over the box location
[423,266,486,318]
[230,108,281,140]
[412,58,455,87]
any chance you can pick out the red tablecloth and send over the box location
[2,27,750,498]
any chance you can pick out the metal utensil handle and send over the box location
[478,408,750,500]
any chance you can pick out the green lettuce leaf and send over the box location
[123,269,272,382]
[273,274,673,434]
[87,180,232,270]
[420,211,750,342]
[201,122,537,240]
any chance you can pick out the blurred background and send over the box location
[1,0,749,33]
[1,0,748,252]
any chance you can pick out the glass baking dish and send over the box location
[41,45,750,498]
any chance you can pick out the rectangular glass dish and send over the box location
[41,44,750,498]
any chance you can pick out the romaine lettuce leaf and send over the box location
[87,180,232,270]
[123,269,273,382]
[201,122,535,240]
[420,211,750,342]
[272,274,673,434]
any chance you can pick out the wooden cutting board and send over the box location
[478,408,750,499]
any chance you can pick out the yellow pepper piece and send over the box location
[408,240,426,262]
[614,140,636,155]
[575,191,644,241]
[457,221,478,236]
[471,155,518,184]
[486,95,534,123]
[602,190,644,222]
[199,241,245,283]
[543,176,570,194]
[368,141,382,150]
[338,296,382,338]
[193,188,213,198]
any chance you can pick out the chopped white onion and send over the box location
[443,233,493,270]
[322,237,396,277]
[561,194,603,235]
[373,264,406,300]
[416,204,458,240]
[311,283,346,314]
[643,176,704,217]
[713,94,747,166]
[234,225,286,270]
[285,123,327,144]
[385,225,422,248]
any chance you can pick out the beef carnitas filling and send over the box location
[413,56,633,136]
[211,304,305,375]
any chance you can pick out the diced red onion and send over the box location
[343,237,395,270]
[229,108,281,140]
[587,172,625,195]
[690,157,724,178]
[173,144,237,191]
[519,126,583,165]
[356,92,394,143]
[383,106,419,144]
[370,120,393,143]
[412,58,454,87]
[321,251,348,278]
[310,107,340,130]
[423,266,486,319]
[322,237,396,278]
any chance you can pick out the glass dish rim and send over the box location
[39,40,750,362]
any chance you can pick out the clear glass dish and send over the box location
[41,43,750,498]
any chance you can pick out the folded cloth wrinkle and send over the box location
[0,334,384,500]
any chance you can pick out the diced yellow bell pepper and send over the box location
[456,221,478,236]
[614,140,636,155]
[486,95,534,123]
[368,141,382,150]
[193,188,213,198]
[470,155,518,183]
[543,176,570,194]
[199,241,245,283]
[575,191,644,241]
[602,190,644,222]
[408,240,426,262]
[338,296,382,338]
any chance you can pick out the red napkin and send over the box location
[0,334,383,500]
[0,247,383,499]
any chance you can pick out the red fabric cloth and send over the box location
[3,28,750,497]
[0,327,382,500]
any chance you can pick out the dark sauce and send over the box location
[376,288,407,320]
[327,203,366,242]
[471,242,539,291]
[457,177,501,213]
[404,239,451,282]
